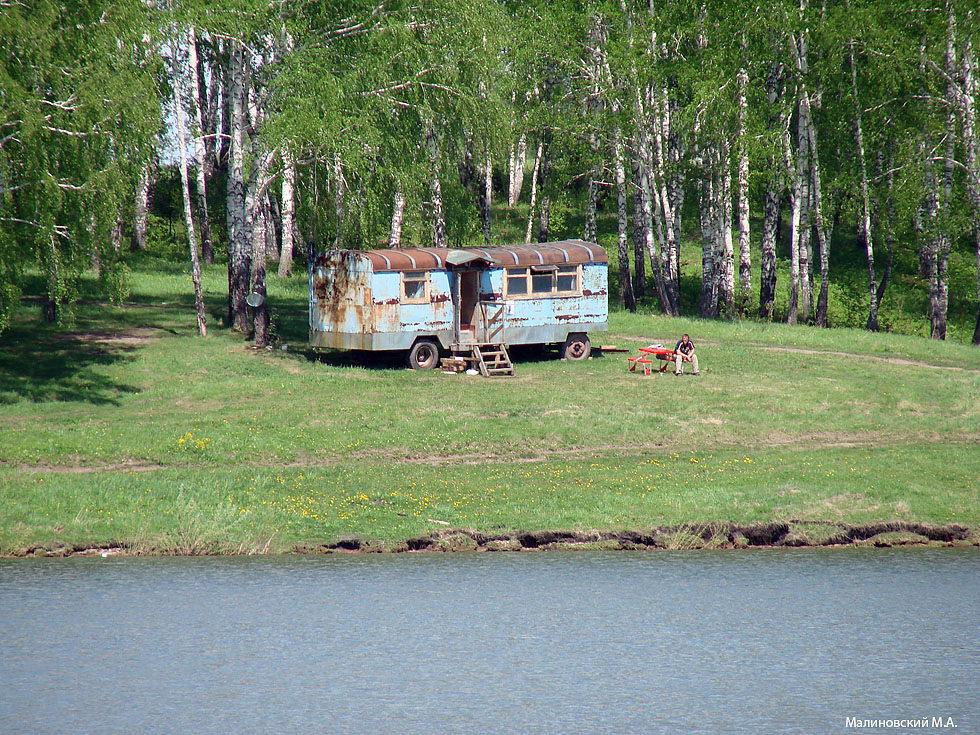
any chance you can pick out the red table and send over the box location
[628,347,676,375]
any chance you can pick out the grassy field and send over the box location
[1,249,979,555]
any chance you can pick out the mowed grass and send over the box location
[1,260,979,554]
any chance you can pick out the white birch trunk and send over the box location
[110,208,124,253]
[849,39,877,331]
[278,150,296,278]
[508,134,527,207]
[425,123,446,249]
[798,135,812,322]
[806,107,831,327]
[203,36,221,175]
[174,40,207,338]
[785,115,802,326]
[960,13,980,344]
[186,27,213,265]
[389,189,406,248]
[720,139,735,318]
[612,127,635,311]
[132,162,153,251]
[630,141,646,301]
[251,199,268,347]
[537,135,552,243]
[525,140,543,242]
[333,153,345,248]
[482,151,492,246]
[760,64,785,319]
[934,8,957,340]
[584,132,600,244]
[736,65,751,311]
[226,44,249,331]
[264,194,278,264]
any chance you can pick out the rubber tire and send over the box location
[561,333,591,361]
[407,339,440,370]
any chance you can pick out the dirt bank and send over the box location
[11,520,976,557]
[300,520,977,554]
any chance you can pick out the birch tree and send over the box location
[0,0,159,333]
[171,30,207,337]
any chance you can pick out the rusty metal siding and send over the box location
[309,252,373,348]
[495,263,608,338]
[310,252,458,351]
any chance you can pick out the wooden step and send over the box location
[469,343,515,377]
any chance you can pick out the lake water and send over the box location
[1,549,977,735]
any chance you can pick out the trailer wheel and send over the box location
[407,339,440,370]
[561,333,591,361]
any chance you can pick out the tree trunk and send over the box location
[244,147,275,347]
[425,122,447,249]
[264,194,279,264]
[797,116,812,322]
[933,9,958,340]
[278,150,296,277]
[923,149,941,333]
[875,141,896,311]
[508,134,527,207]
[612,128,636,311]
[959,13,980,344]
[110,208,124,252]
[174,38,207,338]
[760,62,784,320]
[132,162,153,251]
[187,27,214,265]
[226,44,249,332]
[459,133,476,192]
[698,154,718,319]
[251,204,268,347]
[44,234,59,323]
[736,65,751,313]
[665,103,684,312]
[480,152,492,246]
[630,136,646,300]
[333,153,345,248]
[201,36,221,176]
[720,139,735,318]
[217,39,231,172]
[537,132,552,243]
[760,185,780,320]
[525,140,543,242]
[584,133,600,244]
[799,80,830,327]
[849,40,877,331]
[389,189,406,247]
[785,105,802,326]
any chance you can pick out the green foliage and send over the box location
[0,0,160,333]
[98,261,132,306]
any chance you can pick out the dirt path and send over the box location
[8,432,977,473]
[609,335,980,373]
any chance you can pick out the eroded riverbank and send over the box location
[12,519,977,557]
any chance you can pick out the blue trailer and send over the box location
[309,240,608,372]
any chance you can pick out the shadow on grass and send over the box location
[0,322,140,405]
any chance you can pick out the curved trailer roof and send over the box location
[340,240,607,272]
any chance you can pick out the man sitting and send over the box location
[674,333,700,375]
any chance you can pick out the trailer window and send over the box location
[531,273,553,294]
[557,265,579,292]
[401,272,429,303]
[506,269,528,295]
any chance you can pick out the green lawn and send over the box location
[2,257,979,555]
